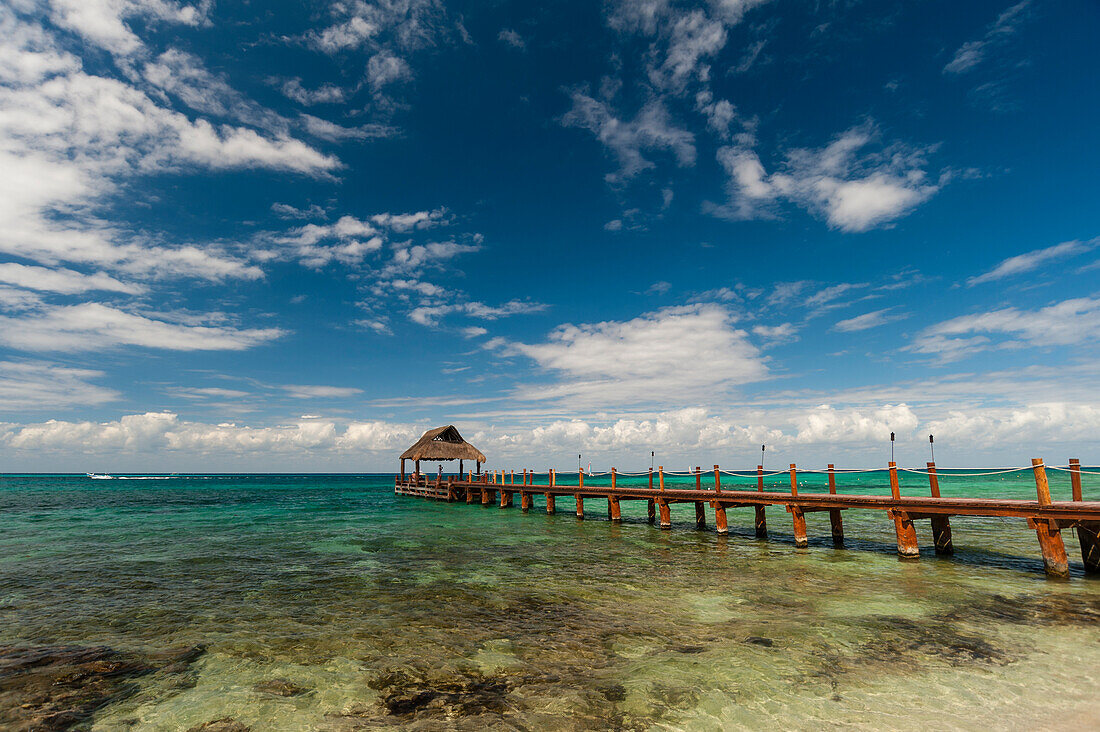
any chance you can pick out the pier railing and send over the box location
[394,459,1100,579]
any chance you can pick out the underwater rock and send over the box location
[598,683,627,701]
[744,636,774,647]
[368,665,515,720]
[0,644,205,732]
[673,645,705,654]
[186,718,250,732]
[253,678,311,697]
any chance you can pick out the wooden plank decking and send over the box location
[395,461,1100,579]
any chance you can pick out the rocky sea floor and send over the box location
[1,473,1098,730]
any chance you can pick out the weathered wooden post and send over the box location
[609,468,622,522]
[1069,458,1100,574]
[926,462,954,554]
[400,458,406,482]
[1029,458,1069,578]
[788,463,807,547]
[576,467,584,519]
[546,468,556,514]
[659,466,665,492]
[521,491,532,512]
[713,465,728,533]
[755,464,768,538]
[889,461,919,559]
[694,467,706,529]
[658,498,671,529]
[647,499,656,523]
[828,464,844,547]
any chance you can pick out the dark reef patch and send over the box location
[0,643,205,731]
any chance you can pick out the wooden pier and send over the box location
[395,459,1100,579]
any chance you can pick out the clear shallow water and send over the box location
[1,472,1098,731]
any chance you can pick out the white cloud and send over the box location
[909,297,1100,362]
[367,52,411,89]
[562,92,695,184]
[0,303,284,352]
[279,78,349,105]
[300,114,396,141]
[271,215,384,267]
[944,0,1031,74]
[0,262,143,294]
[833,308,908,332]
[498,29,525,49]
[506,303,768,407]
[45,0,211,57]
[408,299,546,327]
[606,0,770,94]
[0,412,421,455]
[0,10,337,283]
[711,123,943,232]
[0,360,118,410]
[791,404,918,445]
[967,239,1096,286]
[279,385,364,399]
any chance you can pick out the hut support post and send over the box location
[458,460,463,481]
[927,462,954,555]
[1031,459,1069,578]
[755,464,768,538]
[1070,458,1100,574]
[400,459,406,482]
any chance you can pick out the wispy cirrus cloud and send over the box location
[833,307,908,333]
[908,297,1100,363]
[967,239,1096,286]
[944,0,1032,74]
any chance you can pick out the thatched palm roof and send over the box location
[400,425,487,462]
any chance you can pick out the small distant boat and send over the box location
[86,473,114,479]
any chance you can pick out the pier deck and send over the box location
[395,461,1100,579]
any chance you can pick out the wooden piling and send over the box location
[827,464,844,547]
[755,464,768,538]
[546,493,555,513]
[481,485,490,505]
[500,489,508,509]
[1070,458,1100,574]
[1070,458,1083,502]
[927,462,954,555]
[695,501,707,530]
[647,499,656,524]
[790,507,808,548]
[521,492,532,512]
[713,465,721,493]
[658,498,671,529]
[610,468,621,522]
[889,461,900,500]
[576,493,584,520]
[1031,459,1068,577]
[789,463,798,497]
[890,509,920,559]
[659,466,665,492]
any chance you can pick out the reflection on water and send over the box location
[0,474,1097,730]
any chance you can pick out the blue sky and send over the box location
[0,0,1098,471]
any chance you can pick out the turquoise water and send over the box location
[1,471,1098,731]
